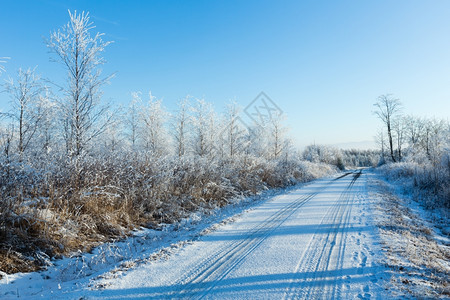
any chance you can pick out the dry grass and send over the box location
[373,179,450,298]
[0,249,40,275]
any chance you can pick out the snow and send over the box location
[369,171,450,298]
[0,171,389,299]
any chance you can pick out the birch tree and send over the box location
[268,112,288,159]
[393,117,406,161]
[246,122,267,158]
[172,97,190,158]
[375,129,387,165]
[0,125,14,159]
[34,92,58,155]
[404,115,425,147]
[99,110,123,153]
[126,93,142,151]
[223,101,247,158]
[139,91,168,156]
[46,10,113,157]
[3,68,45,155]
[190,99,216,158]
[373,94,402,162]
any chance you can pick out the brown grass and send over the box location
[374,180,450,298]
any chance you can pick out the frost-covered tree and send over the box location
[139,91,169,156]
[34,92,58,155]
[341,149,379,168]
[99,110,123,153]
[425,119,448,166]
[246,122,267,158]
[404,115,425,148]
[46,10,113,157]
[421,119,445,159]
[375,129,387,165]
[0,57,9,75]
[3,68,45,155]
[190,99,216,158]
[126,93,141,151]
[172,97,190,158]
[267,112,288,159]
[373,94,402,162]
[223,101,248,158]
[0,125,14,159]
[303,144,341,165]
[393,117,406,161]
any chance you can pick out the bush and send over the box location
[378,159,450,209]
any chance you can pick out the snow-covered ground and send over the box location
[369,171,450,298]
[1,170,390,299]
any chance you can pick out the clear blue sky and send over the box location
[1,0,450,149]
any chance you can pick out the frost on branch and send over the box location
[46,10,113,157]
[0,57,9,75]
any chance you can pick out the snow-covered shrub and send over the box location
[302,144,355,170]
[341,149,380,168]
[288,160,334,182]
[302,144,341,165]
[378,162,418,179]
[378,159,450,209]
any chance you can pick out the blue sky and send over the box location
[1,0,450,148]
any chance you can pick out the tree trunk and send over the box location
[387,123,396,162]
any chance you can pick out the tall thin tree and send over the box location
[46,10,113,157]
[373,94,402,162]
[172,97,190,158]
[3,68,45,155]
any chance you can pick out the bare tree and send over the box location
[373,94,402,162]
[422,119,434,158]
[246,121,267,158]
[393,117,406,161]
[423,119,447,164]
[302,144,340,165]
[404,115,425,147]
[375,129,386,165]
[126,93,142,151]
[190,99,216,158]
[139,91,168,156]
[268,112,288,159]
[3,68,45,155]
[172,97,190,158]
[223,101,247,158]
[35,92,58,155]
[99,109,123,153]
[46,10,113,157]
[0,125,14,160]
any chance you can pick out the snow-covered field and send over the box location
[1,170,392,299]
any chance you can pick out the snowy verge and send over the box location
[368,172,450,298]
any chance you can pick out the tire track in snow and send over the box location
[305,171,360,299]
[169,174,353,299]
[284,170,362,299]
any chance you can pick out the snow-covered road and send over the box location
[92,170,385,299]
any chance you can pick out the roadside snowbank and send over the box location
[369,172,450,298]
